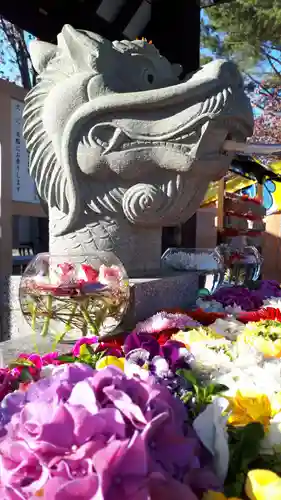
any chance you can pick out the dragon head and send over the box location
[23,24,253,244]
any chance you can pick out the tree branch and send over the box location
[0,15,33,89]
[244,72,274,97]
[261,48,281,78]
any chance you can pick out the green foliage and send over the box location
[224,422,265,497]
[201,0,281,74]
[176,368,228,416]
[57,345,106,369]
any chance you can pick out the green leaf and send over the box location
[56,355,76,363]
[206,383,229,396]
[180,391,193,404]
[176,369,198,387]
[9,359,34,368]
[79,344,95,358]
[19,367,34,382]
[224,422,265,497]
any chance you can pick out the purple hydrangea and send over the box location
[211,280,281,311]
[0,363,219,499]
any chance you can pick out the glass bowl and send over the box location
[218,244,262,286]
[161,247,224,295]
[19,252,130,343]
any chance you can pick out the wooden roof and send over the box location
[0,0,233,43]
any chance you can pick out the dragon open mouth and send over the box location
[80,120,246,157]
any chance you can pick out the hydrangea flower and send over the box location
[0,363,218,499]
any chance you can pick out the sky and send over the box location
[0,28,35,85]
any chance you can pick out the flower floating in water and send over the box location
[20,255,130,341]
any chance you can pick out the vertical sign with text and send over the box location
[11,99,39,204]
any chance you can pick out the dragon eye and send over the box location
[147,73,154,84]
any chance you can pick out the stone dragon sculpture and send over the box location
[23,24,254,273]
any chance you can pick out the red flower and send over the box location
[156,330,177,346]
[163,308,226,326]
[227,252,244,265]
[185,308,226,326]
[77,264,99,283]
[237,307,281,323]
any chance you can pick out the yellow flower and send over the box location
[95,356,125,371]
[270,393,281,415]
[202,491,241,500]
[172,327,224,349]
[245,469,281,500]
[226,390,276,429]
[237,332,281,358]
[203,470,281,500]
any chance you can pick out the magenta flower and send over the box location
[41,352,60,366]
[124,332,160,358]
[0,369,17,404]
[125,333,193,374]
[0,363,214,499]
[72,336,98,357]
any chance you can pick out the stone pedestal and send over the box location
[122,271,198,329]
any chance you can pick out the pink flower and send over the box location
[0,369,16,403]
[0,364,214,499]
[77,264,99,284]
[43,474,100,499]
[98,265,122,286]
[72,337,98,357]
[18,353,43,369]
[57,262,74,275]
[41,352,60,366]
[133,312,200,335]
[11,353,42,380]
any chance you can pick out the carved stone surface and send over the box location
[23,24,254,274]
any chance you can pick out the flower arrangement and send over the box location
[3,282,281,498]
[200,280,281,313]
[20,253,130,343]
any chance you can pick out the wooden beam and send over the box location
[111,0,144,34]
[148,0,200,73]
[217,177,226,232]
[0,1,125,41]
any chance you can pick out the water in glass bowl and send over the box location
[161,248,225,295]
